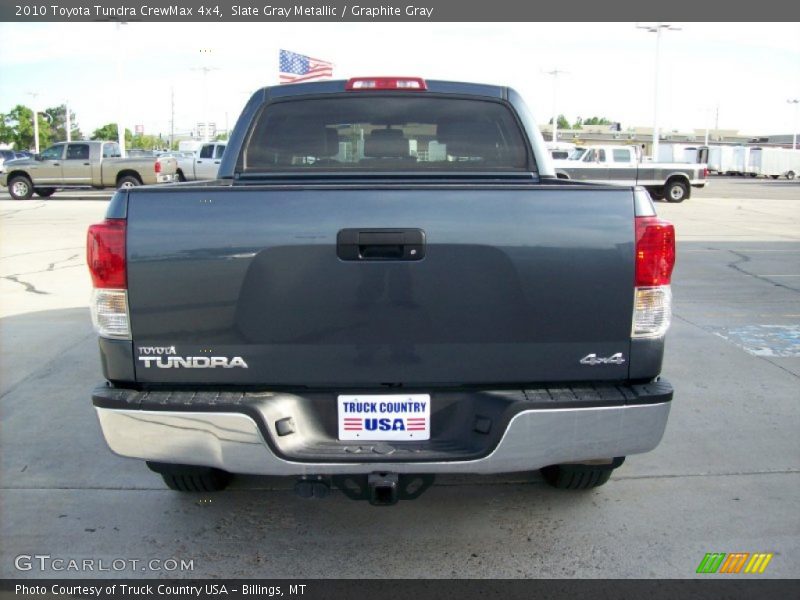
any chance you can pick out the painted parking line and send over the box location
[713,325,800,357]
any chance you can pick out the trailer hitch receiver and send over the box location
[332,473,435,505]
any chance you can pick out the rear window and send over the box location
[613,149,632,162]
[241,96,530,172]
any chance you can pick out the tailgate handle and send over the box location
[337,228,425,261]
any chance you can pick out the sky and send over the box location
[0,22,798,141]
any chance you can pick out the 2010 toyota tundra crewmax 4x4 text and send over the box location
[88,78,676,505]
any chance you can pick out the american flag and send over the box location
[279,49,333,84]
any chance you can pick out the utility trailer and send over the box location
[748,147,800,179]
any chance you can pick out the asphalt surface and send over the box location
[0,179,798,579]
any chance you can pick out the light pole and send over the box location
[193,48,219,142]
[703,104,718,146]
[115,21,128,157]
[789,99,799,150]
[637,23,681,161]
[65,100,71,142]
[545,69,568,144]
[26,92,40,154]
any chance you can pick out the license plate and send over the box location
[338,394,431,441]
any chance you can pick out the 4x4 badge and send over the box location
[580,353,626,366]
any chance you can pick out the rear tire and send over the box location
[34,188,55,198]
[665,179,688,203]
[176,170,187,182]
[541,457,624,490]
[117,175,141,190]
[787,171,796,180]
[8,175,34,200]
[146,462,231,492]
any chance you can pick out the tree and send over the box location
[548,114,570,130]
[92,123,132,142]
[583,116,613,126]
[0,105,52,150]
[43,104,82,142]
[130,134,164,150]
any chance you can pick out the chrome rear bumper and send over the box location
[95,400,670,476]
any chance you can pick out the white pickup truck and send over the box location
[553,144,707,203]
[175,142,226,181]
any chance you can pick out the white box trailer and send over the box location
[657,143,708,164]
[707,145,738,174]
[657,143,689,163]
[682,146,709,164]
[748,147,800,179]
[731,146,753,176]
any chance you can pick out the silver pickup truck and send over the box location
[1,140,177,200]
[553,145,707,202]
[176,142,226,181]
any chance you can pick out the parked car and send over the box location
[88,77,675,504]
[0,149,18,174]
[0,141,177,199]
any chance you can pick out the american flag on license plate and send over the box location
[343,418,363,431]
[279,49,334,84]
[406,418,426,431]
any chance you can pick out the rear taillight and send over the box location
[633,216,675,338]
[635,217,675,287]
[155,160,162,174]
[346,77,427,91]
[702,167,708,178]
[87,219,130,339]
[87,219,126,288]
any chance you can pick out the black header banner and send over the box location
[1,0,798,22]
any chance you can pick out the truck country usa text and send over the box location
[342,400,428,414]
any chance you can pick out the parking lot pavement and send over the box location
[1,185,799,579]
[695,175,800,201]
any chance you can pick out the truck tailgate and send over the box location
[127,185,635,386]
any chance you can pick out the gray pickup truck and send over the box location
[553,144,707,203]
[1,140,176,199]
[88,78,675,505]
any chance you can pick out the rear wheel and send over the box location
[541,457,625,490]
[146,462,231,492]
[787,171,796,180]
[117,175,141,190]
[8,175,34,200]
[176,170,187,182]
[34,188,55,198]
[665,179,689,203]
